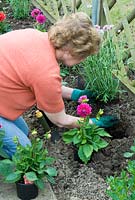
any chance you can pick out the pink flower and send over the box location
[78,95,89,103]
[36,14,46,24]
[77,103,92,118]
[0,124,2,128]
[94,25,101,30]
[102,25,114,31]
[31,8,41,18]
[23,175,33,185]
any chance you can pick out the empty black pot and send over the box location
[16,182,38,200]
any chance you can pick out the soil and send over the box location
[1,1,135,200]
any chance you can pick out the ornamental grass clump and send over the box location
[62,95,111,164]
[8,0,31,19]
[79,25,120,103]
[31,8,47,32]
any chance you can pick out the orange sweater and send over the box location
[0,29,64,120]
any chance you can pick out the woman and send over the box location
[0,12,118,157]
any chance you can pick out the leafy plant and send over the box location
[124,140,135,158]
[106,142,135,200]
[8,0,31,19]
[62,95,111,164]
[0,130,57,190]
[79,25,120,103]
[0,11,11,34]
[31,8,47,32]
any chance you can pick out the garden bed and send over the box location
[1,1,135,199]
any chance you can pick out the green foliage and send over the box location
[106,141,135,200]
[80,32,120,103]
[0,128,9,158]
[0,20,11,34]
[124,140,135,158]
[0,11,11,34]
[8,0,31,19]
[62,118,111,164]
[60,66,69,78]
[0,134,57,189]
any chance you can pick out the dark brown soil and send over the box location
[1,1,135,199]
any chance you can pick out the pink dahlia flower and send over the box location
[31,8,41,18]
[78,95,89,103]
[77,103,92,118]
[36,14,46,24]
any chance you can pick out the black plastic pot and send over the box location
[16,182,38,200]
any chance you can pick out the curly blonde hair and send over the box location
[48,12,101,58]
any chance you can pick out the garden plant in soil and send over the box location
[1,1,135,200]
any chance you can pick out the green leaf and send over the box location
[62,135,74,144]
[5,171,22,183]
[81,139,87,144]
[97,140,109,149]
[36,140,43,151]
[92,143,99,152]
[130,145,135,153]
[35,179,44,190]
[0,149,9,158]
[63,129,78,136]
[0,159,14,176]
[46,174,55,184]
[25,172,38,181]
[73,134,82,145]
[96,130,111,137]
[40,157,55,167]
[78,146,89,164]
[45,167,57,177]
[123,152,134,158]
[82,144,93,158]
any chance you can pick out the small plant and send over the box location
[8,0,31,19]
[31,8,47,32]
[0,129,57,190]
[62,95,111,164]
[106,141,135,200]
[79,25,120,103]
[0,11,10,34]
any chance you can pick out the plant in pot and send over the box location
[0,129,57,200]
[62,95,111,164]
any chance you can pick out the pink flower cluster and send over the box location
[94,24,114,35]
[31,8,46,24]
[77,95,92,118]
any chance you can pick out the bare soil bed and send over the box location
[1,1,135,199]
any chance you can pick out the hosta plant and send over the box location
[0,129,57,189]
[62,95,111,164]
